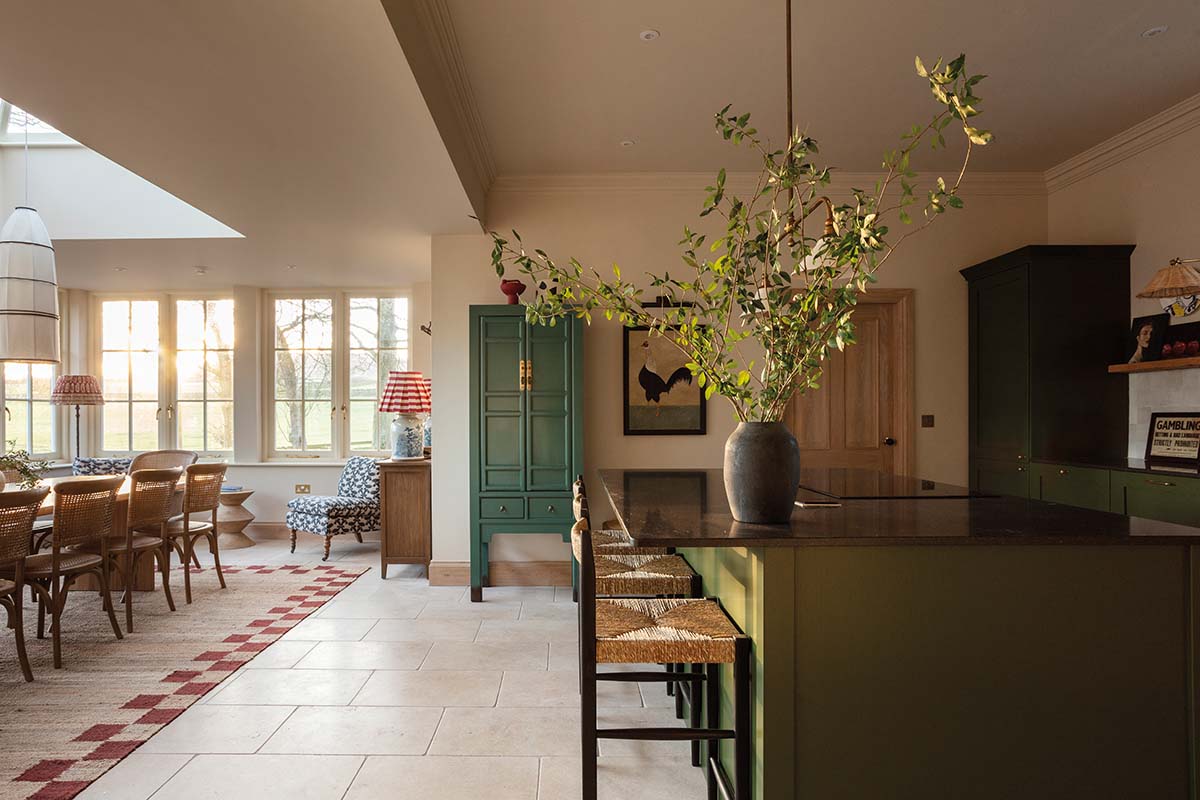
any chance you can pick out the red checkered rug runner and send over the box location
[0,563,366,800]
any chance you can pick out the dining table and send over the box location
[22,474,186,591]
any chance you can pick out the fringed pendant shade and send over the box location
[0,206,60,363]
[1136,258,1200,299]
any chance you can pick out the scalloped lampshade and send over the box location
[0,206,60,362]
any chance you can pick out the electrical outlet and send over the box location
[294,484,311,494]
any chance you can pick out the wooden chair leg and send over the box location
[289,529,297,553]
[158,543,176,612]
[97,565,124,641]
[6,595,33,682]
[50,579,62,669]
[209,533,227,589]
[706,662,720,800]
[36,584,46,639]
[123,552,135,633]
[182,537,194,605]
[322,535,332,561]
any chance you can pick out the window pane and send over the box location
[275,401,302,450]
[103,403,128,451]
[102,353,130,401]
[275,299,304,349]
[130,352,158,400]
[177,401,204,449]
[31,364,53,398]
[349,401,386,451]
[303,351,332,400]
[131,402,159,450]
[102,301,130,350]
[306,299,333,348]
[303,402,331,450]
[206,300,234,349]
[349,298,378,349]
[379,298,408,348]
[31,401,53,453]
[379,348,407,379]
[206,351,233,400]
[176,351,204,400]
[7,401,28,451]
[208,401,234,450]
[4,363,29,400]
[349,351,377,399]
[275,352,301,400]
[175,300,204,350]
[130,301,158,348]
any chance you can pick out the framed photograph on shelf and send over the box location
[1145,412,1200,467]
[622,326,706,436]
[1127,313,1168,364]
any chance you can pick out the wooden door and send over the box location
[784,291,913,475]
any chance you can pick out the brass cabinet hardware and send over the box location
[526,360,533,390]
[1058,469,1068,475]
[1017,466,1025,472]
[1145,479,1176,487]
[1016,454,1025,461]
[519,359,526,391]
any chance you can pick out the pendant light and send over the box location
[0,107,60,363]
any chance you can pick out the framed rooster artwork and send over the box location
[622,325,707,435]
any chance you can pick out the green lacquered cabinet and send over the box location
[963,246,1132,496]
[469,306,583,601]
[1031,463,1110,512]
[973,457,1030,499]
[1110,471,1200,527]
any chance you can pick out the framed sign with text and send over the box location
[1145,412,1200,466]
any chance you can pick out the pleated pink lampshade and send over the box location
[379,371,431,414]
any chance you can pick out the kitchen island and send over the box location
[601,468,1200,800]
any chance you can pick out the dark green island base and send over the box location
[601,468,1200,800]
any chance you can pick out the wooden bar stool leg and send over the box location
[733,638,751,799]
[581,651,598,799]
[690,663,704,766]
[706,662,720,800]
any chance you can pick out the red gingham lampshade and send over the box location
[379,371,430,414]
[50,374,104,406]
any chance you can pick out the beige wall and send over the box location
[1046,121,1200,456]
[430,175,1046,564]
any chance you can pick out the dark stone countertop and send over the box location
[600,468,1200,548]
[796,467,985,499]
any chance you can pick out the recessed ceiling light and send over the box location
[620,139,637,148]
[194,266,208,276]
[286,264,297,271]
[1141,25,1169,38]
[113,266,126,272]
[639,29,660,42]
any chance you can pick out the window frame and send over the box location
[264,289,412,461]
[92,292,235,458]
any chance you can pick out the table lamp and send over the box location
[379,370,430,460]
[50,374,103,459]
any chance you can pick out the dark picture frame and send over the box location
[1145,412,1200,466]
[622,326,706,435]
[1127,313,1168,364]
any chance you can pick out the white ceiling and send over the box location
[0,0,478,290]
[444,0,1200,174]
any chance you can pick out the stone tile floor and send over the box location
[77,537,706,799]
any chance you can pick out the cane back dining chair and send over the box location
[128,450,198,474]
[572,517,752,800]
[78,467,181,632]
[0,487,51,681]
[159,463,228,604]
[23,476,125,669]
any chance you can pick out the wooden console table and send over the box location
[378,459,432,579]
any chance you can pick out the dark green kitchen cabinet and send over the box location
[469,305,583,601]
[1031,463,1110,512]
[1110,470,1200,527]
[962,246,1131,496]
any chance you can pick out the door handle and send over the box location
[526,360,533,390]
[518,360,526,391]
[1145,479,1176,488]
[882,437,896,446]
[498,504,507,512]
[547,504,556,513]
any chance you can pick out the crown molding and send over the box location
[413,0,496,191]
[490,171,1047,199]
[1045,92,1200,194]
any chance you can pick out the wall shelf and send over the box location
[1108,356,1200,374]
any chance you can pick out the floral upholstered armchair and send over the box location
[285,456,380,560]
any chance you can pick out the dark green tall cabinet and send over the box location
[469,305,583,602]
[962,246,1132,497]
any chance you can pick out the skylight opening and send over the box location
[0,99,76,144]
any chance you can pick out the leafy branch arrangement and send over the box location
[487,55,991,423]
[0,442,50,488]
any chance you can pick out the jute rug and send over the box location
[0,563,366,800]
